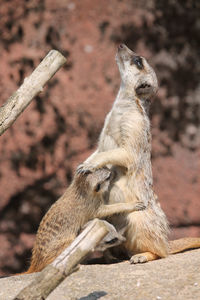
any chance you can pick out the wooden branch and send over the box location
[85,220,126,252]
[0,50,66,136]
[14,219,110,300]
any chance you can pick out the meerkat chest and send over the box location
[106,114,122,146]
[99,111,122,151]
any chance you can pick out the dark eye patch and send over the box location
[105,237,118,244]
[131,56,144,70]
[105,173,111,181]
[95,183,101,192]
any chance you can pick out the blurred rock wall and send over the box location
[0,0,199,275]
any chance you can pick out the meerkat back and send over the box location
[26,167,112,273]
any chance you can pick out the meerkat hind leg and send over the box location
[130,252,159,264]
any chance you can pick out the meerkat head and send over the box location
[115,44,158,100]
[74,167,112,198]
[88,167,112,195]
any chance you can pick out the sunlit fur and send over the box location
[27,167,144,273]
[80,44,170,261]
[27,168,111,273]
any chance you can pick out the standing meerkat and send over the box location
[78,44,200,263]
[26,167,144,273]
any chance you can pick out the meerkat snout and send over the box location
[116,44,137,60]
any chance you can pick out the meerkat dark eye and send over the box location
[95,183,101,192]
[131,56,143,70]
[105,173,111,181]
[105,237,118,244]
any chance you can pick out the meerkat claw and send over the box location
[76,164,93,174]
[135,202,146,211]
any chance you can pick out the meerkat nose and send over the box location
[118,44,125,50]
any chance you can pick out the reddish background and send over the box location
[0,0,199,275]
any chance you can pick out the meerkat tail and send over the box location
[169,237,200,254]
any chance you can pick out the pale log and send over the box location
[14,219,110,300]
[0,50,66,136]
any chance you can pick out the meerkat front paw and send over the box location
[134,202,146,211]
[76,163,96,174]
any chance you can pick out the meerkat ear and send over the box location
[135,82,154,98]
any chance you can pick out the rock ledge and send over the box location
[0,249,200,300]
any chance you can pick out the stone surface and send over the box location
[0,0,200,275]
[0,249,200,300]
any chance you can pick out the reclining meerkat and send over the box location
[78,44,200,263]
[26,167,144,273]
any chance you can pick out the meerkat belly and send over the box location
[129,163,154,206]
[106,167,137,232]
[125,203,169,257]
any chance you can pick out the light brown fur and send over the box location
[26,167,144,273]
[78,44,200,263]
